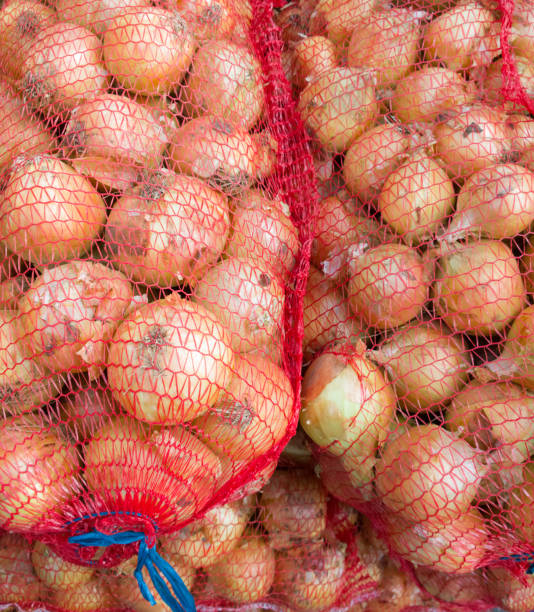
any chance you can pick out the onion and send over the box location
[424,1,499,71]
[506,114,534,156]
[52,577,114,611]
[433,239,525,336]
[0,155,106,265]
[18,261,133,377]
[297,67,378,153]
[392,67,475,123]
[172,0,236,42]
[62,93,168,192]
[375,425,486,523]
[32,540,94,588]
[206,536,275,603]
[227,189,298,282]
[218,455,277,501]
[292,35,337,90]
[510,1,534,65]
[280,427,313,467]
[377,150,455,245]
[508,462,534,545]
[434,104,509,180]
[274,2,309,45]
[193,256,284,354]
[303,265,361,361]
[369,322,469,413]
[194,353,293,461]
[522,238,534,294]
[521,147,534,171]
[108,294,233,424]
[487,567,534,612]
[347,242,430,330]
[415,567,489,604]
[0,274,29,309]
[160,498,252,568]
[316,449,375,504]
[168,115,259,195]
[251,129,277,181]
[21,21,107,114]
[186,39,264,130]
[54,0,148,36]
[366,562,424,612]
[261,469,327,549]
[443,163,534,241]
[105,169,230,287]
[484,54,534,113]
[0,533,43,603]
[348,9,421,88]
[134,94,180,142]
[274,541,346,610]
[0,417,80,531]
[309,0,379,45]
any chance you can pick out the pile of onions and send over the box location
[433,239,525,336]
[194,353,293,461]
[347,8,421,88]
[186,39,264,130]
[292,35,337,90]
[274,541,346,610]
[261,469,327,549]
[52,577,115,611]
[434,104,509,180]
[206,536,275,604]
[193,256,284,354]
[302,266,361,361]
[32,540,94,589]
[108,294,234,424]
[391,67,475,123]
[0,155,106,265]
[0,416,81,531]
[443,163,534,241]
[368,322,470,413]
[168,116,259,195]
[18,260,133,378]
[62,94,168,192]
[424,1,499,71]
[227,189,298,283]
[347,242,430,330]
[377,150,455,245]
[484,54,534,111]
[375,425,487,523]
[297,67,378,153]
[0,533,43,603]
[309,0,379,45]
[105,169,230,287]
[21,21,107,114]
[54,0,148,36]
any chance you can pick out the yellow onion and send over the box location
[103,7,195,96]
[0,155,106,265]
[251,129,277,182]
[484,54,534,113]
[32,541,94,589]
[521,147,534,171]
[298,67,378,153]
[510,0,534,64]
[175,0,236,42]
[54,0,149,36]
[392,67,474,123]
[21,21,107,114]
[108,294,233,424]
[52,577,114,611]
[186,39,264,130]
[195,353,293,461]
[227,189,298,282]
[105,169,230,287]
[274,1,309,46]
[316,450,374,505]
[309,0,380,45]
[366,561,424,612]
[508,462,534,545]
[292,35,337,90]
[521,238,534,294]
[434,104,509,180]
[193,256,284,354]
[433,239,525,336]
[444,163,534,241]
[347,242,430,330]
[377,150,455,245]
[62,93,168,192]
[506,114,534,157]
[133,94,180,142]
[18,261,133,378]
[369,321,470,413]
[415,567,489,604]
[348,9,421,88]
[217,455,277,502]
[0,274,30,309]
[207,536,275,604]
[261,469,327,549]
[0,533,43,603]
[487,567,534,612]
[376,425,486,522]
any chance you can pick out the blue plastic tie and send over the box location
[500,553,534,575]
[69,529,196,611]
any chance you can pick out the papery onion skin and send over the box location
[292,36,337,90]
[375,425,486,523]
[298,67,378,153]
[347,242,430,330]
[309,0,379,45]
[108,294,233,425]
[0,533,44,603]
[0,155,106,265]
[487,566,534,612]
[433,239,525,336]
[32,541,94,589]
[51,577,115,612]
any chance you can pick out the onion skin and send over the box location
[347,243,430,330]
[369,322,470,413]
[292,36,337,90]
[433,239,525,336]
[377,150,455,245]
[105,169,230,287]
[175,0,236,42]
[487,567,534,612]
[0,533,44,603]
[366,562,424,612]
[108,294,233,425]
[309,0,379,45]
[298,67,378,153]
[0,155,106,265]
[51,577,114,611]
[32,541,94,589]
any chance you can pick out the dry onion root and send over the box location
[18,260,133,378]
[0,534,44,603]
[105,169,230,287]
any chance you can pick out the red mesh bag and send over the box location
[0,0,317,609]
[277,0,534,610]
